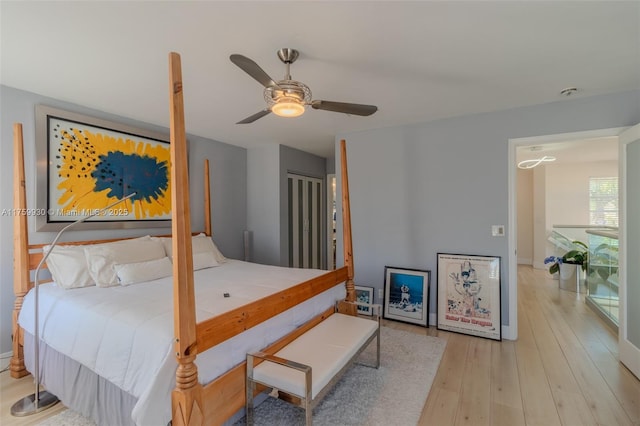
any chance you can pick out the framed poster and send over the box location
[355,285,374,316]
[437,253,501,340]
[383,266,430,327]
[35,105,172,231]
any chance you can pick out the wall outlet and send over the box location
[492,225,505,237]
[378,288,384,299]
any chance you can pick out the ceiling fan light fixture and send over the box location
[272,97,305,117]
[232,48,378,123]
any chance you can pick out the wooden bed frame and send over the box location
[10,52,357,426]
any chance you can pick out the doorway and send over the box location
[508,127,626,340]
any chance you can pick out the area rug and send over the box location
[38,326,446,426]
[37,408,96,426]
[236,325,445,426]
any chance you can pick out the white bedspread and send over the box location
[19,260,345,425]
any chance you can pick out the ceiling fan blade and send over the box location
[311,100,378,116]
[236,109,271,124]
[230,54,279,88]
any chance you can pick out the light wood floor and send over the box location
[1,265,638,425]
[417,265,639,426]
[1,372,66,425]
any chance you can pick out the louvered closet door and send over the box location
[288,174,323,269]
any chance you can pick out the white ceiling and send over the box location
[2,1,639,158]
[516,136,619,168]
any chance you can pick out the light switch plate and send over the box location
[492,225,505,237]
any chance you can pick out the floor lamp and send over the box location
[11,192,136,417]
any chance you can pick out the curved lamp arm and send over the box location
[12,192,136,416]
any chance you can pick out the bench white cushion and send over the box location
[252,313,378,399]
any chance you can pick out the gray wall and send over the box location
[0,85,247,355]
[246,144,327,267]
[336,90,640,329]
[247,145,281,265]
[3,86,638,353]
[279,145,327,267]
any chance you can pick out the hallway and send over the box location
[419,264,639,425]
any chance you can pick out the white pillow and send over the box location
[204,234,227,265]
[84,236,166,287]
[193,251,219,270]
[196,234,227,264]
[154,234,227,264]
[153,236,173,257]
[114,257,173,286]
[43,244,95,289]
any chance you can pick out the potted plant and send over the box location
[544,240,588,292]
[544,240,588,273]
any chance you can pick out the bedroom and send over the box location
[1,1,640,425]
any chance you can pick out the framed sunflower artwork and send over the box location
[35,105,173,231]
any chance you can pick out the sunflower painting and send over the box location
[47,115,171,224]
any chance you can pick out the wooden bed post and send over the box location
[11,123,29,378]
[169,52,204,426]
[338,139,358,315]
[203,159,212,237]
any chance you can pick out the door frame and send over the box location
[507,126,627,341]
[327,174,336,270]
[618,123,640,378]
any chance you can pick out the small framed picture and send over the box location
[355,286,374,316]
[437,253,501,341]
[383,266,430,327]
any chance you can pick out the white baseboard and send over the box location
[502,324,517,340]
[532,261,547,270]
[429,312,437,327]
[517,257,532,265]
[1,351,12,371]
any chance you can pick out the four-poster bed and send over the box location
[10,52,358,425]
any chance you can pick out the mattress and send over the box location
[19,259,346,425]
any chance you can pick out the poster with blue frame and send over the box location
[383,266,430,327]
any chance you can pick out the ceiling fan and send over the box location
[230,48,378,124]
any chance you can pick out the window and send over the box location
[589,177,618,226]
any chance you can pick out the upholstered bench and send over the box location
[245,305,381,425]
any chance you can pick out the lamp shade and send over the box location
[271,97,305,117]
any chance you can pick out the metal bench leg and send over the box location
[246,354,256,425]
[375,326,381,369]
[305,366,312,426]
